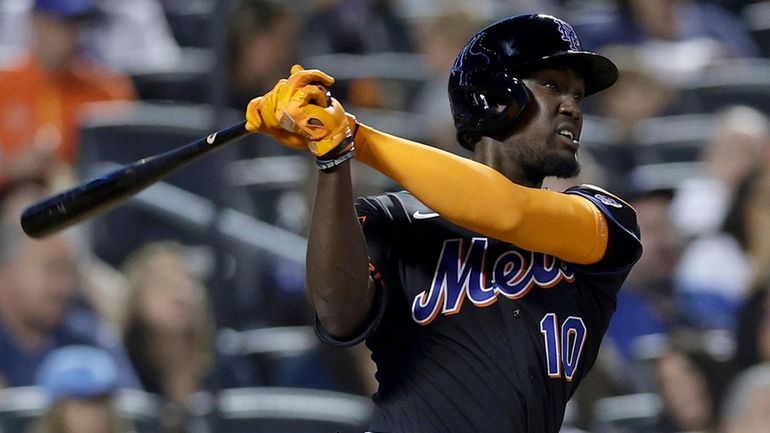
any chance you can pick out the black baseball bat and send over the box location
[21,121,250,238]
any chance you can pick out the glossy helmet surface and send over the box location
[448,14,619,150]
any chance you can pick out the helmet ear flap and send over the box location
[483,77,531,123]
[450,77,532,150]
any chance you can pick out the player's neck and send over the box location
[473,147,544,188]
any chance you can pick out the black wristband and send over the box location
[316,142,355,171]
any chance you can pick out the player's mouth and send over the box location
[556,126,580,152]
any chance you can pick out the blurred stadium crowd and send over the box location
[1,0,770,432]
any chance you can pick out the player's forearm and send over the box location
[354,125,607,264]
[306,163,374,338]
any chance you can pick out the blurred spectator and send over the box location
[0,0,183,73]
[81,0,183,73]
[674,165,770,330]
[76,250,132,331]
[741,167,770,290]
[719,363,770,433]
[411,5,484,155]
[671,105,770,238]
[27,345,132,433]
[302,0,415,56]
[652,332,735,433]
[592,45,680,139]
[0,174,130,328]
[577,0,759,83]
[0,0,136,185]
[121,240,259,433]
[226,0,302,111]
[605,188,686,361]
[733,286,770,371]
[0,181,140,389]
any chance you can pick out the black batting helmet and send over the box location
[448,14,618,150]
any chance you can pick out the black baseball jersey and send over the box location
[316,184,642,433]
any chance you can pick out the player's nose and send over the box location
[558,96,582,121]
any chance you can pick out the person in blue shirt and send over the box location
[0,180,140,389]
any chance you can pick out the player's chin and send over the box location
[542,153,580,179]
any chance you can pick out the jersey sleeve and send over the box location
[314,195,397,347]
[564,185,642,274]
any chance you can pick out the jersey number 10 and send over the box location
[539,313,587,382]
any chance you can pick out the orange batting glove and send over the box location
[245,64,335,150]
[278,92,355,171]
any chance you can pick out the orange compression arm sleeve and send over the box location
[354,124,608,265]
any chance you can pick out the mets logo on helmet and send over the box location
[556,20,581,51]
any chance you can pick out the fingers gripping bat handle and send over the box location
[20,121,250,238]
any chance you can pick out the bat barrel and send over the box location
[21,121,249,238]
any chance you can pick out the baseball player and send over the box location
[247,14,642,433]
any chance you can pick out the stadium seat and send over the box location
[129,48,215,104]
[0,387,167,433]
[629,161,706,193]
[0,387,46,433]
[113,389,165,433]
[743,2,770,57]
[580,115,632,171]
[163,1,216,48]
[630,113,716,166]
[211,387,374,433]
[674,59,770,114]
[591,393,661,433]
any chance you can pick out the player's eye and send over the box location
[543,82,558,91]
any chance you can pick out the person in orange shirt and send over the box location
[0,0,135,183]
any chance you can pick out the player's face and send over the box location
[510,67,585,179]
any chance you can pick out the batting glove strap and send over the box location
[316,136,355,171]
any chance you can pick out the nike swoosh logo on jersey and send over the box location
[413,211,440,220]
